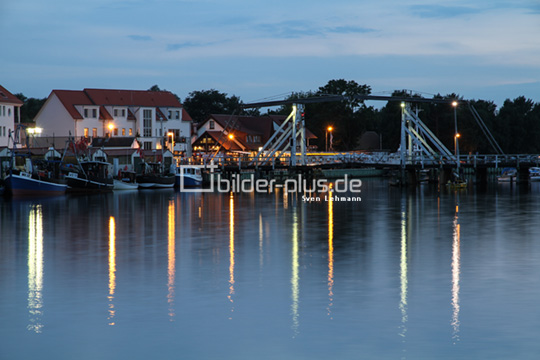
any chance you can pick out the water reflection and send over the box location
[291,205,300,336]
[228,193,235,318]
[452,200,461,343]
[327,189,334,318]
[27,204,44,333]
[399,195,409,341]
[168,199,176,320]
[108,216,116,325]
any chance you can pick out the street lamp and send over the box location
[452,101,459,169]
[326,126,333,152]
[108,124,114,137]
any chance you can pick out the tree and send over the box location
[148,84,181,102]
[183,89,244,123]
[14,93,47,123]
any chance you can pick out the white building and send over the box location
[34,88,193,155]
[0,85,23,148]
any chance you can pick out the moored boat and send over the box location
[3,127,68,197]
[497,168,517,182]
[529,167,540,182]
[136,162,175,189]
[113,170,139,190]
[4,171,68,196]
[65,160,114,192]
[174,165,203,188]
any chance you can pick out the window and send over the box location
[8,108,11,116]
[143,109,152,137]
[92,128,98,138]
[168,111,172,119]
[114,109,118,117]
[209,120,215,129]
[92,109,97,118]
[175,111,180,119]
[114,128,118,136]
[122,128,126,136]
[144,141,152,150]
[129,128,133,136]
[122,109,125,117]
[84,128,89,137]
[84,109,89,118]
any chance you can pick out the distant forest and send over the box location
[16,80,540,154]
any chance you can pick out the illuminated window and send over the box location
[92,128,97,138]
[129,128,133,136]
[122,128,126,136]
[84,128,89,137]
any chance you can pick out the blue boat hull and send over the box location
[175,174,202,188]
[4,173,68,196]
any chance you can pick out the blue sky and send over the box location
[2,0,540,108]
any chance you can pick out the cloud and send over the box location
[409,5,481,18]
[128,35,152,41]
[166,42,206,51]
[255,20,375,39]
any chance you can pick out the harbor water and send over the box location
[1,179,540,359]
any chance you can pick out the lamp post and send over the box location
[326,126,333,152]
[452,101,459,170]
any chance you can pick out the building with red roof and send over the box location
[0,85,24,147]
[34,88,193,154]
[193,114,317,154]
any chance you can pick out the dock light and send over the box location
[108,124,114,130]
[27,127,42,135]
[455,133,461,138]
[452,101,458,107]
[400,102,406,108]
[228,134,234,140]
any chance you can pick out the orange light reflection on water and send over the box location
[108,216,116,326]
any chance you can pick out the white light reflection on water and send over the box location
[451,202,461,343]
[291,203,300,337]
[108,216,116,325]
[399,196,409,344]
[27,204,44,333]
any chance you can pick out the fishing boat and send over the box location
[529,167,540,182]
[61,137,114,192]
[497,168,517,183]
[113,170,139,190]
[3,128,68,196]
[174,165,203,188]
[136,161,175,189]
[65,160,114,192]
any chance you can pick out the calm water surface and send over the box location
[2,180,540,359]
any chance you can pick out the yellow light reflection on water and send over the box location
[452,206,461,343]
[168,200,176,320]
[291,210,299,336]
[28,205,44,333]
[327,189,334,317]
[108,216,116,325]
[228,193,235,317]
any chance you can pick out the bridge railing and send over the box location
[186,153,540,169]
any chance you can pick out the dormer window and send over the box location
[209,120,215,129]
